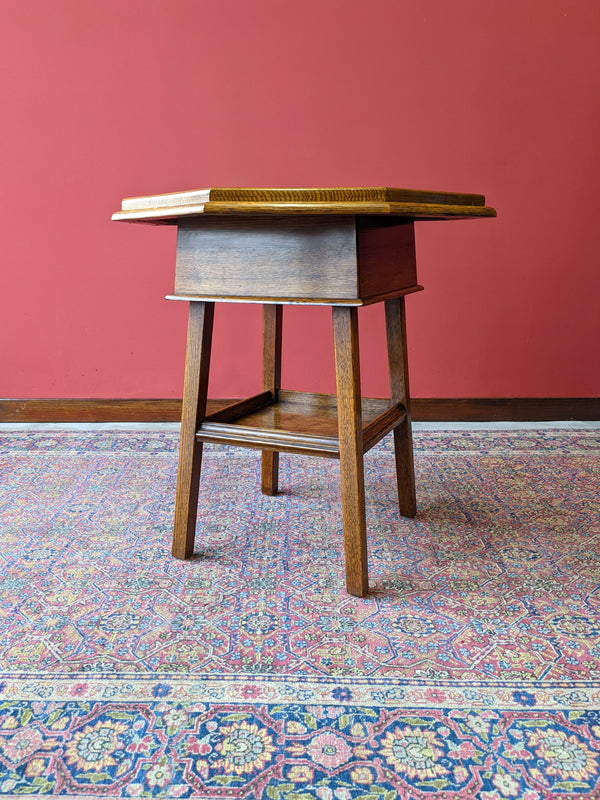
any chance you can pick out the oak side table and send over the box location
[113,187,495,597]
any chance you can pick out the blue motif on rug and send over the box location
[2,702,600,797]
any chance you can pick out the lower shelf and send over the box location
[197,390,406,458]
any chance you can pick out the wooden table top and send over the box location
[112,186,496,224]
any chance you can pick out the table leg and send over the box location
[172,301,215,559]
[261,304,283,495]
[385,296,417,517]
[333,306,369,597]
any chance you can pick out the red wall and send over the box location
[1,0,599,400]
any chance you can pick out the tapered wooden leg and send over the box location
[385,296,417,517]
[261,304,283,495]
[333,306,369,597]
[172,301,215,559]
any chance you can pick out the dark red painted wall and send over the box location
[1,0,599,399]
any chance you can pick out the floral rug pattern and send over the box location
[0,428,599,797]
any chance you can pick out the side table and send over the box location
[113,187,495,596]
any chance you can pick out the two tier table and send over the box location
[112,187,496,596]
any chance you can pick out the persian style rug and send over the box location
[0,426,599,799]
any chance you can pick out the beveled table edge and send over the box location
[165,285,424,307]
[113,201,496,223]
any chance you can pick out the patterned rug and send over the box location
[0,426,599,798]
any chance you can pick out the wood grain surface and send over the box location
[174,217,358,301]
[118,186,486,209]
[261,304,283,494]
[357,218,417,298]
[112,186,496,222]
[332,306,369,597]
[196,390,396,458]
[172,302,214,560]
[385,296,417,517]
[203,391,273,423]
